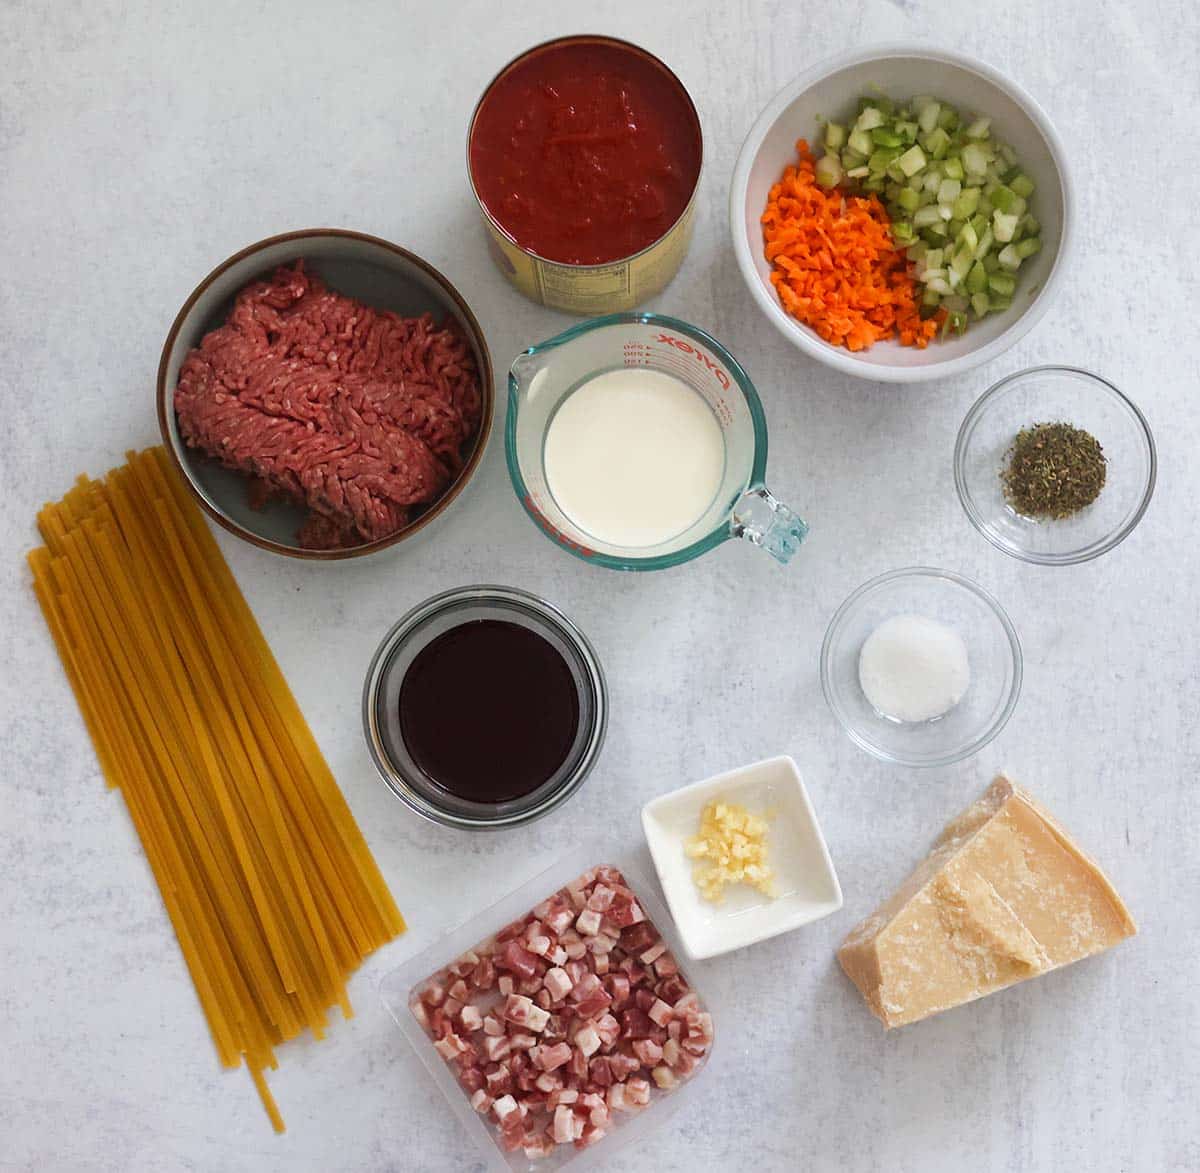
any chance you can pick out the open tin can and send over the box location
[466,35,703,315]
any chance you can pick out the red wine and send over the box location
[398,619,580,804]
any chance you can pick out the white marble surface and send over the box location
[2,2,1197,1170]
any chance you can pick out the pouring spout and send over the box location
[731,486,808,564]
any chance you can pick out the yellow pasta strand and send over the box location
[27,450,405,1131]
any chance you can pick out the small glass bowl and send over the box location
[362,585,607,829]
[954,366,1156,565]
[820,568,1022,768]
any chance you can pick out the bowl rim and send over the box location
[156,227,495,560]
[819,565,1023,767]
[729,43,1075,384]
[953,364,1157,565]
[361,583,608,830]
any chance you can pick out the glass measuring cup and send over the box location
[506,313,808,571]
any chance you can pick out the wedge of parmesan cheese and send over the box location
[837,775,1136,1028]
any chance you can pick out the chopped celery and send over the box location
[869,148,900,173]
[991,184,1019,213]
[965,261,988,294]
[997,244,1023,270]
[815,154,843,189]
[855,105,885,131]
[962,142,990,176]
[917,101,941,134]
[1009,172,1035,198]
[921,127,952,158]
[953,187,981,219]
[937,178,962,206]
[993,211,1019,243]
[848,128,874,157]
[813,90,1040,335]
[897,145,927,176]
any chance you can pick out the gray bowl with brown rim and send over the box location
[156,228,494,560]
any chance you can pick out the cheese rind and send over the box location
[838,776,1136,1028]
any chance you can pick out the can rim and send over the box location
[465,33,704,270]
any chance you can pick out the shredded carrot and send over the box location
[762,140,944,352]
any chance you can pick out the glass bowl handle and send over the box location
[730,486,808,565]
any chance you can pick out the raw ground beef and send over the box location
[174,260,483,549]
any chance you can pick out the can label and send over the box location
[481,200,696,316]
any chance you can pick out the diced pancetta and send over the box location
[414,868,712,1162]
[497,940,540,980]
[482,1034,512,1062]
[638,941,667,966]
[625,1078,651,1107]
[619,1008,654,1039]
[586,884,615,912]
[535,1041,572,1072]
[652,1065,677,1089]
[544,966,573,1002]
[575,1025,601,1057]
[632,1038,663,1065]
[620,922,658,954]
[648,998,673,1027]
[492,1094,519,1123]
[553,1105,575,1144]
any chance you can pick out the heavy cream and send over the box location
[543,367,725,549]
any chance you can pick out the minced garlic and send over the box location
[685,799,776,903]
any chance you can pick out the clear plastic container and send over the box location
[379,845,714,1171]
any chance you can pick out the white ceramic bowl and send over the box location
[641,756,842,960]
[730,45,1073,383]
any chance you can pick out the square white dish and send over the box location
[641,756,842,960]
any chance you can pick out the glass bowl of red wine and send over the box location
[362,584,608,829]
